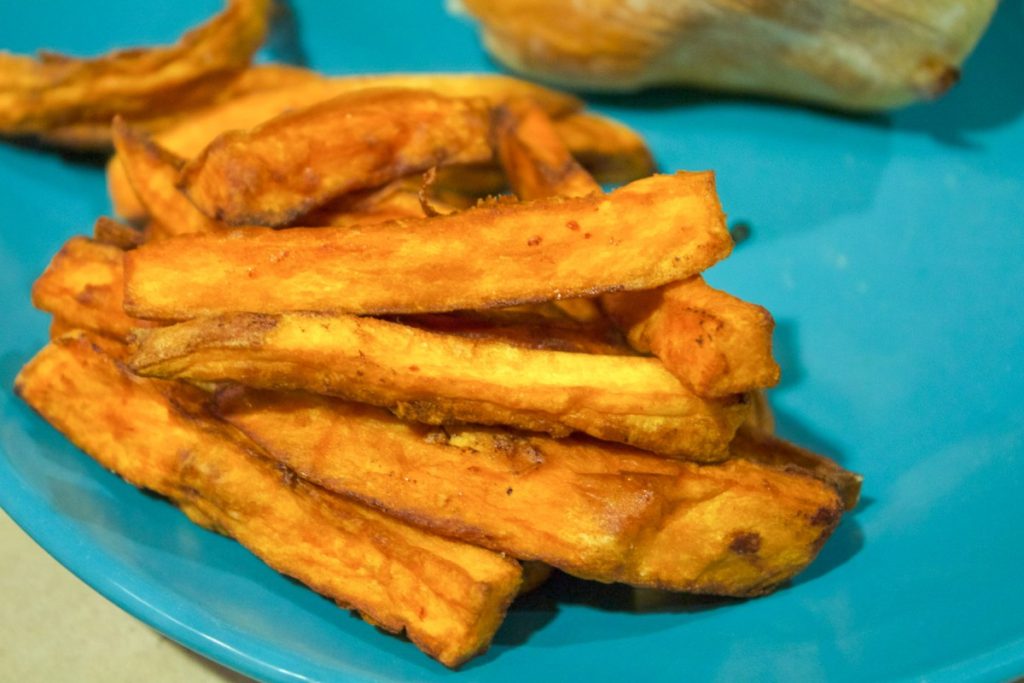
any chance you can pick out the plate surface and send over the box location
[1,2,1023,681]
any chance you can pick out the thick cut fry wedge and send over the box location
[0,0,270,136]
[103,74,594,219]
[493,102,778,398]
[31,236,154,341]
[603,277,781,397]
[178,89,495,226]
[129,311,750,459]
[124,172,733,318]
[215,388,846,595]
[112,118,225,239]
[14,334,522,668]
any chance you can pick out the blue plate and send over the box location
[2,1,1023,681]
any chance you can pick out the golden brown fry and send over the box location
[492,111,779,399]
[215,387,846,596]
[104,74,587,219]
[392,309,630,355]
[112,118,226,238]
[732,426,862,511]
[92,216,144,250]
[178,89,495,226]
[124,172,732,318]
[0,0,271,136]
[14,334,522,668]
[553,111,656,184]
[603,277,781,397]
[130,311,749,459]
[31,236,155,341]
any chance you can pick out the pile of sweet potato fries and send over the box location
[9,0,860,668]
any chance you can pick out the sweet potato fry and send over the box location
[102,75,608,220]
[178,89,495,226]
[0,0,270,137]
[14,333,522,668]
[214,387,846,596]
[31,236,154,341]
[124,172,733,318]
[129,311,750,459]
[603,277,781,397]
[112,118,225,239]
[493,102,778,398]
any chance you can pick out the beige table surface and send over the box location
[1,509,255,683]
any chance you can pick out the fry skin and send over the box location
[0,0,271,137]
[124,172,733,318]
[14,334,522,668]
[31,236,155,341]
[603,277,781,397]
[178,88,496,226]
[215,387,847,596]
[129,311,750,460]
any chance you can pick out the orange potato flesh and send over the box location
[178,88,496,226]
[0,0,270,136]
[14,334,522,668]
[602,276,781,397]
[124,172,733,318]
[129,311,750,460]
[215,387,846,596]
[31,236,155,341]
[112,118,226,239]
